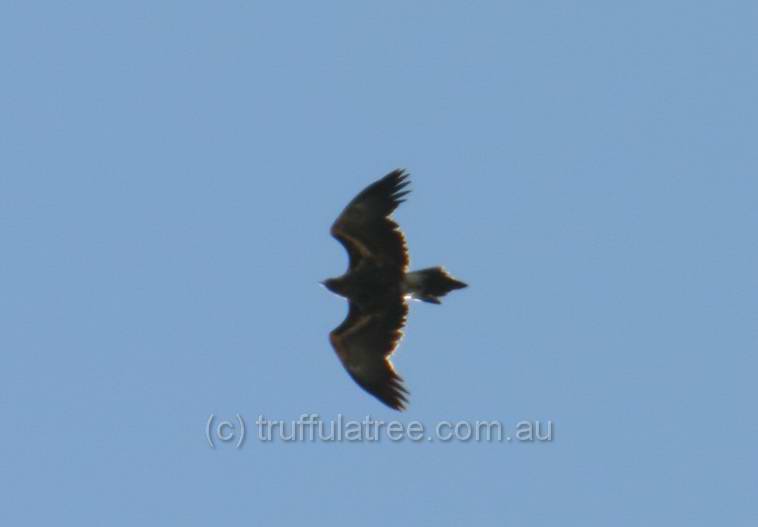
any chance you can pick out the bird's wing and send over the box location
[330,169,410,272]
[329,299,409,410]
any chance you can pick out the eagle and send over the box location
[323,169,467,410]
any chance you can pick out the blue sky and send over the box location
[2,1,756,525]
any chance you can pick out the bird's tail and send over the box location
[403,267,467,304]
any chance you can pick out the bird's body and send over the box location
[325,169,467,410]
[324,264,399,312]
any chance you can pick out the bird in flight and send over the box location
[323,169,467,410]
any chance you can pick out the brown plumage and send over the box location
[324,169,467,410]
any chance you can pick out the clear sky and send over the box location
[2,1,756,525]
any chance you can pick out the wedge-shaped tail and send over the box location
[403,267,468,304]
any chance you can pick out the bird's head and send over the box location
[320,277,344,296]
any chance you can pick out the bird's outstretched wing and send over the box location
[331,169,410,272]
[329,299,409,410]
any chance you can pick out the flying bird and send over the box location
[323,169,467,410]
